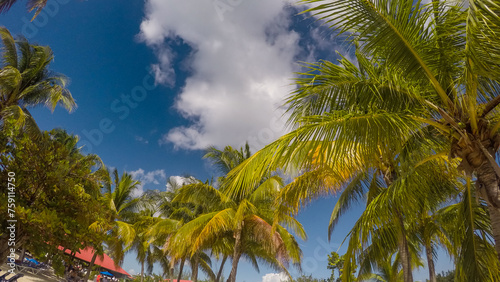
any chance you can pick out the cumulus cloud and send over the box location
[139,0,304,150]
[129,168,167,197]
[262,272,289,282]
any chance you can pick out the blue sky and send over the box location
[1,0,452,281]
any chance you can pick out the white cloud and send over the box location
[262,272,289,282]
[166,175,199,192]
[139,0,303,150]
[129,168,167,197]
[128,269,136,275]
[149,45,176,87]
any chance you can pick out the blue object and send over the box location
[100,271,114,277]
[25,258,39,265]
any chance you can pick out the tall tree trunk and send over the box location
[384,171,413,282]
[227,224,243,282]
[477,161,500,260]
[19,245,26,263]
[488,205,500,261]
[397,213,414,282]
[84,252,98,282]
[424,241,436,282]
[191,255,199,282]
[177,259,185,282]
[141,260,145,282]
[216,255,228,282]
[170,266,175,282]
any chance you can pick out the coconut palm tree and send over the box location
[86,169,140,281]
[169,145,303,282]
[296,0,500,260]
[103,169,141,264]
[144,177,218,282]
[222,0,500,279]
[127,194,161,282]
[171,177,303,282]
[0,27,75,133]
[357,252,404,282]
[223,51,456,281]
[435,177,500,281]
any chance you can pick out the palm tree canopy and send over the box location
[0,27,75,132]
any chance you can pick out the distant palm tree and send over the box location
[172,178,303,282]
[144,177,217,282]
[86,169,140,281]
[358,252,405,282]
[0,27,75,133]
[104,169,141,264]
[171,145,303,282]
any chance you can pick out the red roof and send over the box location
[58,246,130,276]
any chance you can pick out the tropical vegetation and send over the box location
[1,0,500,281]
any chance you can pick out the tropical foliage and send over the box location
[222,0,500,281]
[0,27,75,134]
[0,126,109,264]
[2,0,500,280]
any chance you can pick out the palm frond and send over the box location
[26,0,48,20]
[328,171,374,239]
[300,0,453,109]
[0,26,17,68]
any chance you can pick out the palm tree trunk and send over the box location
[216,255,228,282]
[141,260,145,282]
[488,205,500,261]
[227,224,243,282]
[385,172,413,282]
[177,259,185,282]
[170,266,175,282]
[424,241,436,282]
[191,255,199,282]
[397,213,414,282]
[84,252,98,282]
[477,161,500,261]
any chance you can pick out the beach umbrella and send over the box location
[100,271,114,277]
[26,258,39,265]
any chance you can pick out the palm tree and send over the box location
[296,0,500,260]
[144,177,218,282]
[171,178,303,282]
[0,27,75,133]
[128,195,160,282]
[171,145,303,282]
[436,177,500,281]
[222,1,500,279]
[86,169,140,281]
[223,53,457,281]
[357,252,405,282]
[103,169,141,264]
